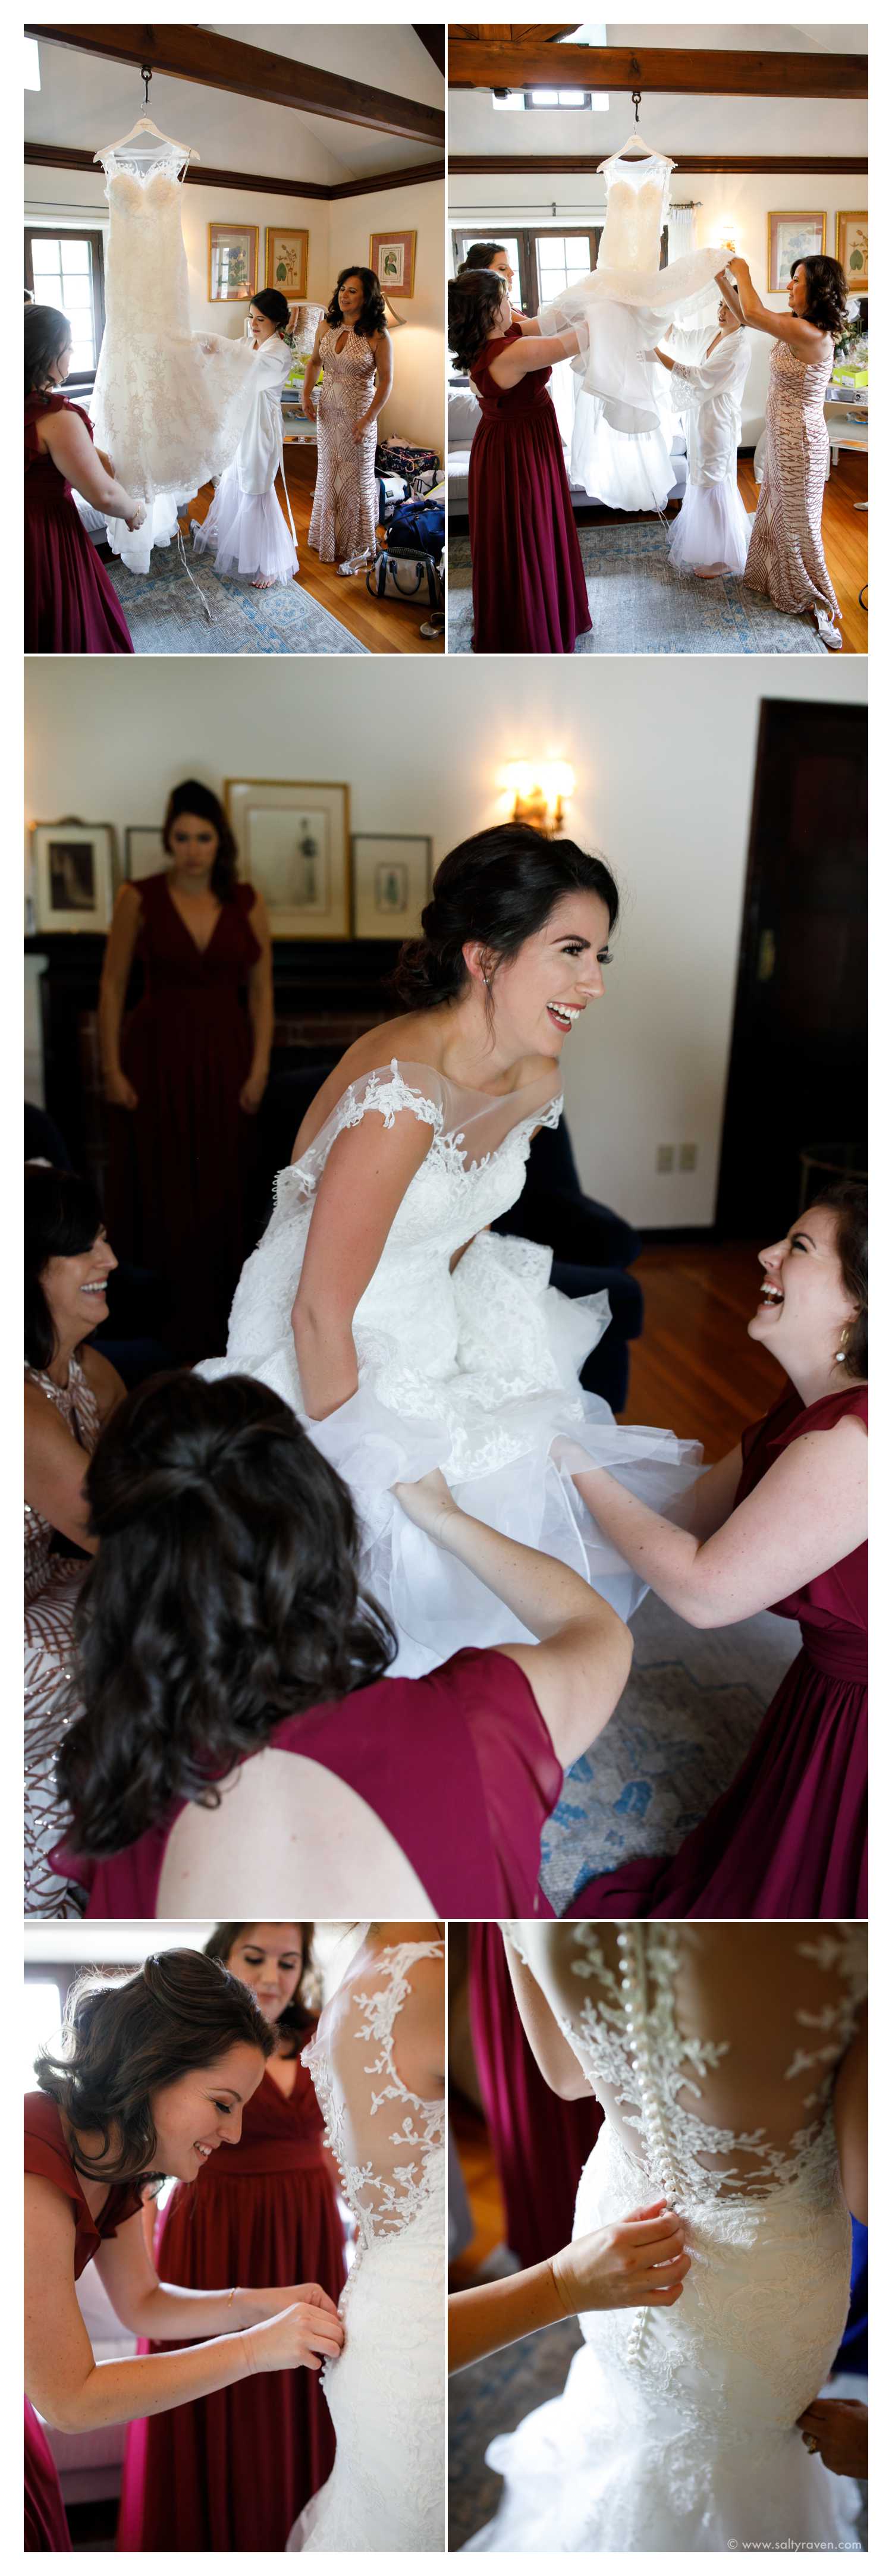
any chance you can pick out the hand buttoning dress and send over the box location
[743,337,840,622]
[666,328,752,575]
[309,326,378,563]
[195,1060,701,1675]
[24,1355,99,1919]
[287,1939,445,2553]
[193,332,298,584]
[90,141,256,574]
[466,1921,865,2556]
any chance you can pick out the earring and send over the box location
[834,1327,849,1365]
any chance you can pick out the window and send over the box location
[535,232,598,307]
[24,228,106,385]
[524,89,594,109]
[453,228,601,321]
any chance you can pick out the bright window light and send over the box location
[24,35,40,89]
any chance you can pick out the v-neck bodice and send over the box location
[132,868,261,995]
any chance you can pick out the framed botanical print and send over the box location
[836,212,868,292]
[266,228,309,299]
[369,228,416,299]
[208,224,259,301]
[767,211,826,293]
[351,834,432,940]
[224,780,350,938]
[32,821,115,932]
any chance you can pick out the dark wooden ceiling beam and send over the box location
[24,139,444,202]
[449,153,868,178]
[26,24,445,146]
[412,24,445,77]
[448,37,868,100]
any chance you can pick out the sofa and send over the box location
[448,369,687,522]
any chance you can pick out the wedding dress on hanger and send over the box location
[287,1937,445,2552]
[466,1921,866,2555]
[91,130,256,575]
[542,148,723,511]
[195,1060,701,1675]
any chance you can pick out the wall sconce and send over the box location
[501,760,576,834]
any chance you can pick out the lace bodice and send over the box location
[598,153,671,275]
[504,1922,866,2210]
[303,1940,444,2255]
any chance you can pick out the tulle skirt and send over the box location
[194,460,298,583]
[667,474,752,576]
[541,250,723,438]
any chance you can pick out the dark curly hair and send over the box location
[811,1179,868,1379]
[34,1949,276,2189]
[790,254,850,339]
[448,268,505,373]
[25,1163,104,1371]
[392,821,620,1012]
[58,1372,396,1856]
[250,287,291,331]
[205,1922,317,2052]
[457,241,506,274]
[162,780,239,901]
[24,303,71,400]
[325,266,387,338]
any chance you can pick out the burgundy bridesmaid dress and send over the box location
[104,871,261,1358]
[25,2093,142,2553]
[52,1646,563,1919]
[469,1925,603,2270]
[24,394,134,655]
[116,2058,345,2552]
[468,323,592,655]
[570,1383,868,1922]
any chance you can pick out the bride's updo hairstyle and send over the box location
[393,821,620,1013]
[34,1949,275,2188]
[448,269,505,372]
[58,1372,396,1856]
[162,778,238,902]
[789,255,850,340]
[250,287,291,331]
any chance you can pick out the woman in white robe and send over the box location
[193,290,298,589]
[648,290,753,577]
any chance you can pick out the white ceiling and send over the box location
[26,25,444,186]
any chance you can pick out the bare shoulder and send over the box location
[77,1343,126,1419]
[156,1749,432,1915]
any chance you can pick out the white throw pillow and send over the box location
[448,384,482,446]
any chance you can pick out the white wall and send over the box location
[328,181,445,457]
[26,164,331,329]
[24,656,866,1229]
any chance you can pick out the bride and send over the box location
[464,1921,866,2554]
[288,1923,444,2552]
[197,822,700,1672]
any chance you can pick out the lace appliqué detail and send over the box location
[303,1940,445,2255]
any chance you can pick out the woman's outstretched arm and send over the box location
[720,258,828,354]
[449,2201,689,2371]
[39,408,144,524]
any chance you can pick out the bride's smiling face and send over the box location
[473,893,613,1059]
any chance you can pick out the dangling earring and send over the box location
[834,1326,849,1366]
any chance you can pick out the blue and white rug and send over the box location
[106,549,369,655]
[447,521,827,655]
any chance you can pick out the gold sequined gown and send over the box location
[744,338,839,621]
[24,1358,98,1917]
[309,326,378,564]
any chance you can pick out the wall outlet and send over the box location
[656,1144,675,1173]
[679,1143,698,1172]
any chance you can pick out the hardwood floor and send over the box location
[736,447,867,655]
[190,448,444,656]
[619,1236,780,1462]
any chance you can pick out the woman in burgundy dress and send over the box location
[117,1923,346,2550]
[51,1368,633,1920]
[25,1949,344,2552]
[25,304,141,654]
[448,268,592,654]
[99,783,274,1358]
[566,1183,867,1919]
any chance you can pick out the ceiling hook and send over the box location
[632,88,642,125]
[142,61,152,108]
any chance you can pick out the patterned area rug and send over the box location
[541,1590,799,1913]
[106,547,369,655]
[447,522,826,655]
[450,2314,582,2550]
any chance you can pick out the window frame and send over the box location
[24,226,106,389]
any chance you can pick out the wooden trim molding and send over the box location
[448,37,867,102]
[448,154,869,179]
[26,24,445,147]
[24,141,443,203]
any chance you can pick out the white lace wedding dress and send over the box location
[196,1060,701,1675]
[91,140,256,573]
[288,1938,445,2553]
[466,1922,866,2554]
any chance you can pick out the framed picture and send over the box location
[208,223,259,301]
[124,827,167,882]
[836,211,868,292]
[266,228,309,299]
[767,211,826,293]
[351,834,432,940]
[32,821,114,932]
[369,228,416,299]
[225,780,350,938]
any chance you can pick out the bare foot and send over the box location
[252,573,277,589]
[694,567,725,580]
